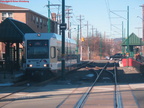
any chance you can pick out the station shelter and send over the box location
[0,18,35,71]
[121,33,144,66]
[121,33,144,58]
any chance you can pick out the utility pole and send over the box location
[85,21,90,38]
[91,25,96,59]
[77,15,84,40]
[48,0,50,33]
[66,6,72,38]
[91,25,94,37]
[77,25,79,54]
[85,21,90,60]
[77,15,84,60]
[99,34,102,59]
[91,25,96,37]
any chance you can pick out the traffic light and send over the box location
[81,37,85,42]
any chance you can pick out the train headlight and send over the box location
[27,64,33,67]
[44,64,48,67]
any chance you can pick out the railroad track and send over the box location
[55,61,123,108]
[0,60,142,108]
[0,61,91,108]
[0,60,123,108]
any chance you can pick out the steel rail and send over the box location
[74,62,110,108]
[114,62,123,108]
[0,61,91,101]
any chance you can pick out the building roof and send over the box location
[0,18,35,43]
[0,3,28,10]
[122,33,144,46]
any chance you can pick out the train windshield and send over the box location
[27,40,49,59]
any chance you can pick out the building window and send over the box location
[36,17,39,28]
[40,18,43,29]
[43,20,47,27]
[36,17,38,23]
[33,15,35,23]
[2,12,13,21]
[50,47,56,58]
[31,14,33,21]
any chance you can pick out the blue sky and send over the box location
[7,0,144,38]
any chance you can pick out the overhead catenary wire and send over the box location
[105,0,112,31]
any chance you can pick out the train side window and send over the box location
[51,47,56,58]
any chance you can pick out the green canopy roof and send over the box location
[122,33,144,46]
[0,18,35,43]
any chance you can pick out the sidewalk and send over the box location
[0,70,24,86]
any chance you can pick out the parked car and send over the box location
[109,53,123,60]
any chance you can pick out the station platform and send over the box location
[120,57,144,74]
[0,70,24,86]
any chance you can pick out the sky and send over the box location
[6,0,144,39]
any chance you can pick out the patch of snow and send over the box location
[0,82,14,86]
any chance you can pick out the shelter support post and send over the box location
[5,42,11,72]
[16,42,20,70]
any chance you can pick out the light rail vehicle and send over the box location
[23,33,80,80]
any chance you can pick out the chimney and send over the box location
[51,13,56,21]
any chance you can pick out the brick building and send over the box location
[0,3,58,33]
[142,5,144,41]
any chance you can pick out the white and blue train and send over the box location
[23,33,80,79]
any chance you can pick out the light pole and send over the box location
[140,5,144,42]
[135,27,142,37]
[60,0,66,80]
[137,16,144,41]
[122,21,125,56]
[137,16,144,55]
[125,6,130,67]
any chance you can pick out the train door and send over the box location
[49,38,57,72]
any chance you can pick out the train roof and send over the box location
[24,33,57,40]
[55,34,76,44]
[24,33,76,44]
